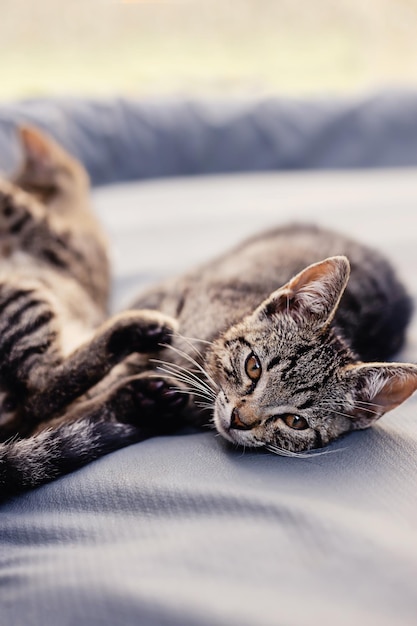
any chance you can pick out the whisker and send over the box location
[155,359,214,391]
[161,342,218,391]
[153,368,217,402]
[173,389,215,402]
[175,334,214,346]
[320,400,380,418]
[265,443,337,459]
[152,359,217,399]
[354,401,381,412]
[264,444,309,459]
[195,401,214,410]
[173,332,206,362]
[153,374,213,402]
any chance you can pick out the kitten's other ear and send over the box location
[343,362,417,429]
[14,125,87,191]
[18,126,65,180]
[257,256,350,328]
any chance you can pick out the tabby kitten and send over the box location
[131,223,417,455]
[0,127,183,498]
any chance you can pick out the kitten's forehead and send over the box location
[224,311,312,357]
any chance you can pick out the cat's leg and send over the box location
[0,283,176,439]
[0,374,187,500]
[25,310,178,420]
[34,372,188,434]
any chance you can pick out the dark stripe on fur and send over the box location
[8,299,43,326]
[10,212,31,235]
[54,234,85,264]
[280,355,299,380]
[0,310,54,366]
[0,289,32,317]
[295,368,336,395]
[298,397,315,410]
[224,337,252,350]
[280,344,315,380]
[8,339,55,379]
[42,248,68,270]
[267,355,281,371]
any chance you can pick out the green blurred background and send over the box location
[1,0,417,99]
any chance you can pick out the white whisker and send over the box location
[158,380,215,403]
[161,342,218,391]
[156,360,214,392]
[195,401,214,410]
[173,332,206,362]
[154,367,216,402]
[322,401,380,419]
[265,443,337,459]
[152,359,217,399]
[175,334,214,347]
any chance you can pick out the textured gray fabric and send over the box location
[0,91,417,186]
[1,169,417,625]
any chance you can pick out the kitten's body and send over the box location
[131,224,414,451]
[1,130,416,499]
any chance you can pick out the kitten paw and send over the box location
[106,310,178,357]
[114,375,188,430]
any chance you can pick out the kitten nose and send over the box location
[230,408,252,431]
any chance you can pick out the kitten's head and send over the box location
[208,256,417,454]
[13,125,89,207]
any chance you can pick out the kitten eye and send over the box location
[245,352,262,381]
[282,414,309,430]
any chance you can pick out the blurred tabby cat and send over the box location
[0,127,183,498]
[1,128,417,500]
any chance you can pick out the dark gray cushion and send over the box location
[1,91,417,186]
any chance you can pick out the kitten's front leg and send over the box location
[26,310,178,419]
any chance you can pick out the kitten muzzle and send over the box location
[230,408,256,431]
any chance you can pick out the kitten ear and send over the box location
[344,362,417,428]
[257,256,350,328]
[18,126,64,180]
[14,125,88,194]
[13,126,89,204]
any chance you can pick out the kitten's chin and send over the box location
[213,393,235,443]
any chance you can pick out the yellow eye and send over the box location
[245,353,262,381]
[282,414,309,430]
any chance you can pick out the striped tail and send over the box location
[0,418,141,501]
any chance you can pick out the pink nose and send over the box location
[230,408,252,431]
